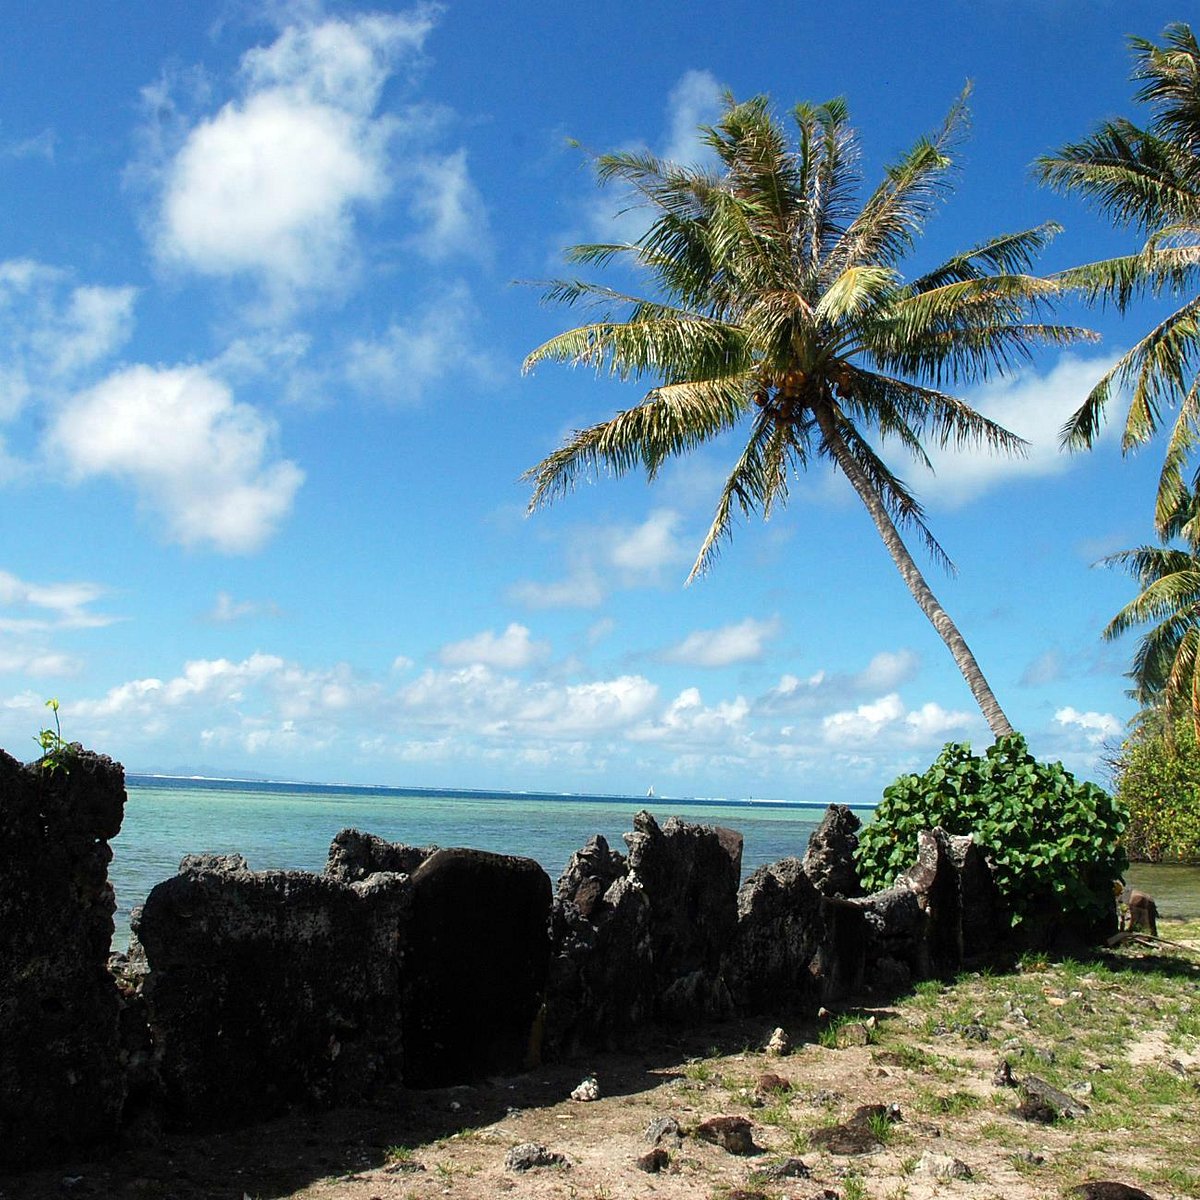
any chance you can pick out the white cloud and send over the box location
[509,510,691,610]
[0,569,115,630]
[661,69,723,164]
[1054,705,1122,746]
[755,649,920,714]
[439,622,550,670]
[855,649,920,691]
[822,692,975,746]
[0,260,136,420]
[151,8,474,303]
[47,364,304,553]
[630,686,750,743]
[509,566,605,610]
[404,150,489,261]
[343,283,493,404]
[158,90,389,291]
[664,616,780,668]
[923,354,1123,506]
[208,591,279,622]
[609,508,689,578]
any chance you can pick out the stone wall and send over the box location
[0,747,1115,1169]
[0,749,127,1167]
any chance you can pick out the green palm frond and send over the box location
[523,376,751,509]
[687,409,798,582]
[911,223,1064,291]
[525,88,1084,738]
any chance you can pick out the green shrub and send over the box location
[855,734,1128,924]
[1110,716,1200,863]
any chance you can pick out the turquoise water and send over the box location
[109,776,855,947]
[108,776,1200,951]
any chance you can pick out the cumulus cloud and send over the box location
[150,6,482,304]
[822,692,975,746]
[508,569,606,610]
[922,354,1123,507]
[439,623,550,670]
[47,364,304,553]
[664,616,780,668]
[1055,705,1121,745]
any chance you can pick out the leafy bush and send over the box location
[1110,716,1200,863]
[856,734,1128,923]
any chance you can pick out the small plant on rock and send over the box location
[34,698,73,775]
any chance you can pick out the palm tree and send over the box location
[1102,488,1200,736]
[1036,22,1200,532]
[523,93,1091,739]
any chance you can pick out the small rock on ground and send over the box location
[765,1027,791,1056]
[917,1149,972,1180]
[504,1143,568,1172]
[695,1115,757,1155]
[636,1147,670,1173]
[644,1115,683,1148]
[570,1075,600,1102]
[751,1156,811,1182]
[1070,1185,1157,1200]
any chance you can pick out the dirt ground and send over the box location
[4,933,1199,1200]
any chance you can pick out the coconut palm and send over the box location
[523,93,1091,739]
[1036,22,1200,532]
[1103,488,1200,735]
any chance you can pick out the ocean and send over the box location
[109,775,866,948]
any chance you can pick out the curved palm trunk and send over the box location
[813,404,1015,740]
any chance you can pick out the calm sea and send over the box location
[109,775,863,948]
[108,775,1200,950]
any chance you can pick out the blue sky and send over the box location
[0,1,1187,800]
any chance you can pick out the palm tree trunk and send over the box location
[813,404,1015,740]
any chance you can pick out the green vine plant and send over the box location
[34,698,72,774]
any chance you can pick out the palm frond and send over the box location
[523,377,751,509]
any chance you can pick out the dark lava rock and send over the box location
[403,847,551,1086]
[504,1142,567,1171]
[802,805,862,897]
[1016,1095,1060,1124]
[544,811,740,1054]
[324,828,435,882]
[134,852,411,1129]
[1020,1074,1089,1120]
[807,1122,882,1155]
[849,1102,901,1127]
[731,857,826,1012]
[752,1156,812,1181]
[1070,1185,1156,1200]
[756,1071,790,1096]
[696,1114,757,1154]
[0,748,128,1167]
[636,1147,670,1173]
[993,1058,1017,1088]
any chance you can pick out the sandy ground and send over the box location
[4,978,1196,1200]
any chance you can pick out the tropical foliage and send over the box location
[1037,22,1200,531]
[1108,712,1200,862]
[524,92,1091,738]
[856,735,1128,923]
[1101,487,1200,732]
